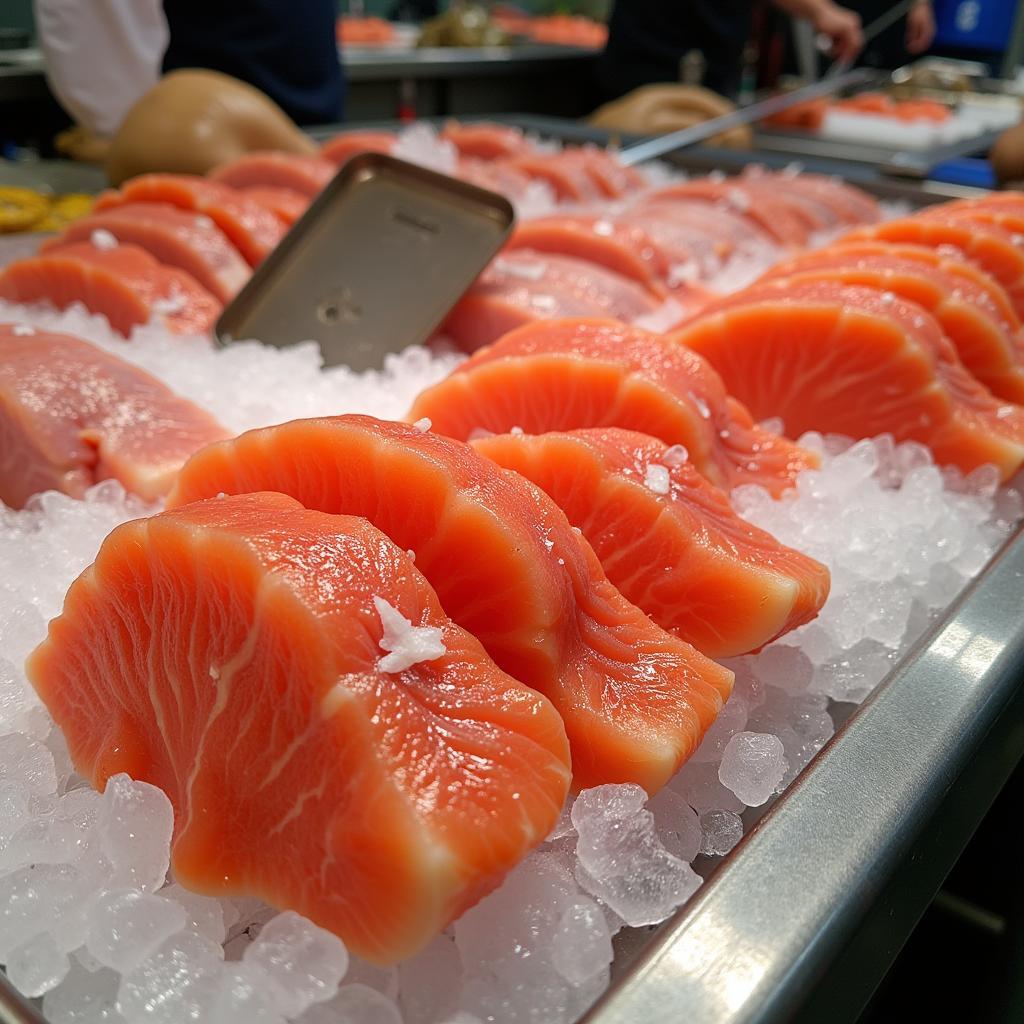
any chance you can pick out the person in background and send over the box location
[35,0,343,151]
[846,0,935,69]
[161,0,343,126]
[34,0,168,144]
[597,0,864,102]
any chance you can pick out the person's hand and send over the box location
[906,1,936,54]
[813,2,863,64]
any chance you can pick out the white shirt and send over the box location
[34,0,168,138]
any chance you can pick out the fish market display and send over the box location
[0,118,1022,1024]
[28,490,572,963]
[0,326,226,507]
[167,415,733,794]
[471,428,830,658]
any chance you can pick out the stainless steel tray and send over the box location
[215,152,514,371]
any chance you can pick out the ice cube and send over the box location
[98,775,173,892]
[0,732,57,795]
[749,645,813,693]
[161,883,227,944]
[301,983,403,1024]
[207,962,286,1024]
[85,889,187,973]
[669,760,744,813]
[571,785,702,926]
[116,930,224,1023]
[645,785,701,862]
[242,910,348,1017]
[454,851,577,973]
[690,693,749,763]
[661,444,689,467]
[0,862,89,962]
[551,900,612,984]
[43,963,125,1024]
[699,809,744,857]
[398,932,461,1024]
[719,732,788,807]
[6,929,71,996]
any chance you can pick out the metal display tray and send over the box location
[1,117,1020,1024]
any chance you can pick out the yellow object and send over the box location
[0,187,51,234]
[0,188,94,234]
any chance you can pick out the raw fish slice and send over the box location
[919,203,1024,247]
[441,121,535,160]
[747,171,881,224]
[472,428,830,658]
[0,325,227,507]
[94,175,286,266]
[760,246,1024,402]
[168,415,733,793]
[673,279,1024,480]
[614,202,771,281]
[736,176,836,233]
[320,130,397,166]
[845,215,1024,319]
[239,186,310,226]
[507,215,673,292]
[503,154,604,202]
[210,151,335,198]
[410,318,818,496]
[646,181,810,245]
[27,491,571,963]
[553,147,647,198]
[44,202,250,303]
[442,250,665,353]
[628,198,777,256]
[0,241,221,337]
[455,158,536,199]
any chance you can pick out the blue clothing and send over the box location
[162,0,344,125]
